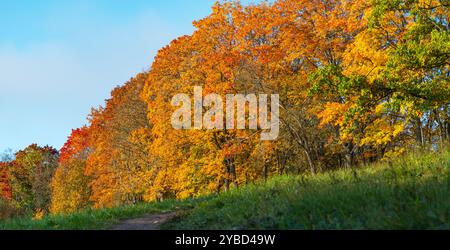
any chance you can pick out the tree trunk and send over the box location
[263,163,268,181]
[224,178,230,192]
[445,105,450,142]
[344,141,354,169]
[415,117,425,147]
[224,157,237,191]
[344,153,353,169]
[304,149,316,175]
[230,163,238,188]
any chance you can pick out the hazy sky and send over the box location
[0,0,243,152]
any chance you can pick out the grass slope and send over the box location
[165,149,449,230]
[1,149,448,230]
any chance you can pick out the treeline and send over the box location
[0,0,449,216]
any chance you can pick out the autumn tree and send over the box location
[0,162,12,201]
[311,0,449,163]
[51,127,92,214]
[86,73,153,208]
[9,145,59,213]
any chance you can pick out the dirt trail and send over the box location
[111,212,177,230]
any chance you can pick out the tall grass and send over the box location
[165,149,450,229]
[0,198,203,230]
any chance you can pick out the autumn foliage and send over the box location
[0,163,12,200]
[1,0,448,215]
[50,127,91,214]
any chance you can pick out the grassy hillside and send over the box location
[1,149,448,230]
[165,149,450,230]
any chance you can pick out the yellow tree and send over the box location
[51,127,91,214]
[313,0,449,162]
[86,73,153,208]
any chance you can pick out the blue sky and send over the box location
[0,0,264,152]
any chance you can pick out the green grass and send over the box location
[1,149,449,230]
[0,198,205,230]
[165,149,450,230]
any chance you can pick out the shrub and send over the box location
[0,198,21,220]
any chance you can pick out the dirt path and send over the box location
[111,212,178,230]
